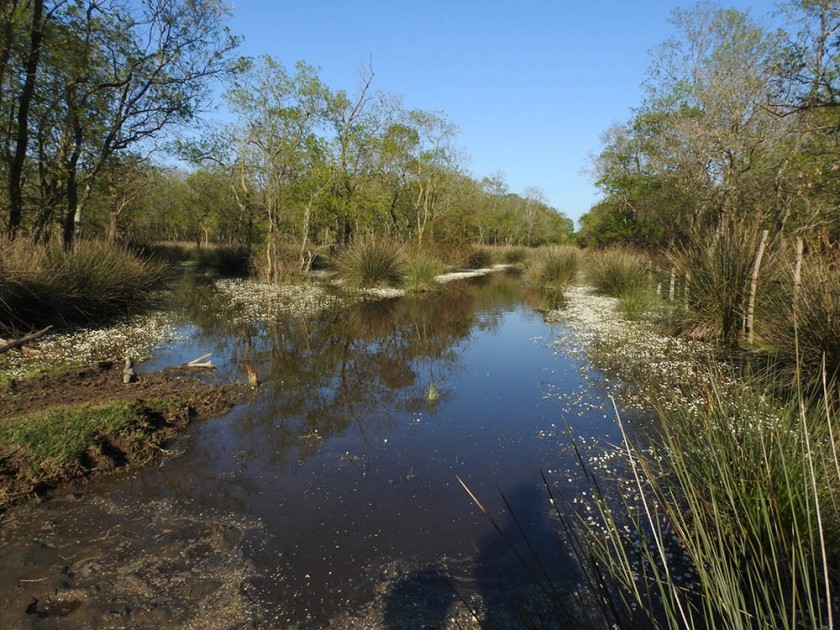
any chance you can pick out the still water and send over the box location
[1,271,634,628]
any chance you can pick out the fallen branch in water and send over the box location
[0,326,52,355]
[182,352,214,369]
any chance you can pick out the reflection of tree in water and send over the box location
[230,272,529,466]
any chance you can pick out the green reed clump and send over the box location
[764,249,840,390]
[669,221,775,345]
[585,247,650,298]
[463,246,494,270]
[526,246,579,289]
[404,254,445,293]
[0,239,168,330]
[582,372,840,630]
[336,239,406,288]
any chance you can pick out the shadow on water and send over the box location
[471,483,578,628]
[381,483,580,629]
[383,566,456,629]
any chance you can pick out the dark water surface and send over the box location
[1,272,632,628]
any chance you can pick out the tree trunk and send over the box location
[62,104,84,247]
[746,229,769,345]
[8,0,45,238]
[62,169,78,247]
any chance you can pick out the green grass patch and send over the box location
[0,389,235,509]
[617,286,658,321]
[0,401,152,482]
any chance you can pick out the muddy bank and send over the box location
[0,362,246,511]
[0,492,263,629]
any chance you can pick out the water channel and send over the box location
[0,271,643,628]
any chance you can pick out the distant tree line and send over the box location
[579,0,840,249]
[0,2,572,262]
[176,57,572,277]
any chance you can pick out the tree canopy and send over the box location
[580,0,840,249]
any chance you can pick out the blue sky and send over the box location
[225,1,780,225]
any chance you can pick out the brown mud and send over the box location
[0,362,262,629]
[0,490,264,629]
[0,361,247,512]
[0,360,238,421]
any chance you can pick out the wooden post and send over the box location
[746,229,769,345]
[684,272,691,307]
[793,236,804,326]
[669,268,676,301]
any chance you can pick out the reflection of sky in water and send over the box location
[100,273,633,624]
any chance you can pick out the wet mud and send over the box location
[0,489,263,630]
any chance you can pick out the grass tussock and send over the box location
[581,372,840,629]
[463,246,494,270]
[404,254,445,293]
[764,248,840,388]
[0,239,168,331]
[669,221,774,345]
[336,239,406,288]
[585,247,650,298]
[502,246,530,264]
[526,245,579,289]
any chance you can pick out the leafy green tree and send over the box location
[0,0,237,243]
[226,56,329,279]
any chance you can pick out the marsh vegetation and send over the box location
[0,0,838,628]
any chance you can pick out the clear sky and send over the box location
[224,0,780,225]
